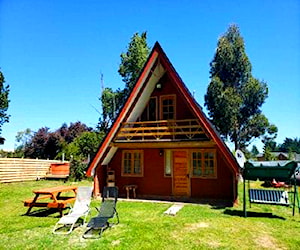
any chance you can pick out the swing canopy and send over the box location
[243,161,298,182]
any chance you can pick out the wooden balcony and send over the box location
[115,119,209,142]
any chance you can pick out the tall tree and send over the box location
[205,24,277,150]
[118,32,151,95]
[0,70,10,134]
[98,32,150,131]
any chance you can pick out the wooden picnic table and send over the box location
[24,185,77,216]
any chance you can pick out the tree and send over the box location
[23,127,63,159]
[15,128,33,157]
[279,137,300,153]
[63,131,104,181]
[97,88,125,133]
[98,32,150,131]
[15,128,33,150]
[61,121,92,144]
[264,146,277,161]
[118,32,151,95]
[24,127,51,159]
[250,145,259,156]
[0,70,10,134]
[62,131,104,161]
[204,24,277,150]
[23,122,92,159]
[44,132,64,159]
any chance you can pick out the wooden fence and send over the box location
[0,158,67,183]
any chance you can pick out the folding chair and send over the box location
[83,186,119,239]
[53,186,93,234]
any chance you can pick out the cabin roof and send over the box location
[86,42,239,176]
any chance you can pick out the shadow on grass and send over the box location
[223,209,286,220]
[22,208,69,218]
[53,219,84,234]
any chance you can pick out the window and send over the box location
[191,150,216,178]
[192,151,202,176]
[204,152,215,176]
[141,97,157,121]
[160,95,176,120]
[164,150,172,177]
[122,150,143,176]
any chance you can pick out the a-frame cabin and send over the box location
[87,42,239,205]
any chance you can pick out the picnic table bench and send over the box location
[24,185,77,216]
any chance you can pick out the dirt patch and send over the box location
[206,240,221,248]
[111,239,121,246]
[255,234,285,249]
[186,222,209,230]
[170,222,209,239]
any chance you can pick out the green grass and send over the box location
[0,180,299,249]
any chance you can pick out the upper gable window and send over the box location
[160,95,176,120]
[141,97,157,121]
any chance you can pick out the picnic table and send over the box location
[24,185,77,216]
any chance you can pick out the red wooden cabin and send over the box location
[87,42,239,205]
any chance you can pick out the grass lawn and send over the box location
[0,180,299,250]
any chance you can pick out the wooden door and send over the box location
[173,151,190,196]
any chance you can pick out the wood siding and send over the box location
[190,152,236,200]
[104,148,172,197]
[96,147,236,202]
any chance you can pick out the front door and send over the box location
[172,151,190,196]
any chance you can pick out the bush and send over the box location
[69,157,87,181]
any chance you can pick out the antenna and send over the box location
[100,72,104,94]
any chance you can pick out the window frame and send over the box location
[121,150,144,177]
[191,149,217,178]
[164,149,172,177]
[160,95,176,120]
[140,96,158,121]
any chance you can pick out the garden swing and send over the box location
[242,160,299,217]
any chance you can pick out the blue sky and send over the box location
[0,0,299,151]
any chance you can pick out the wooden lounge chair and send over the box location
[83,186,119,239]
[53,186,93,234]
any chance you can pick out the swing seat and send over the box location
[249,189,290,206]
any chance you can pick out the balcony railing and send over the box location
[115,119,208,141]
